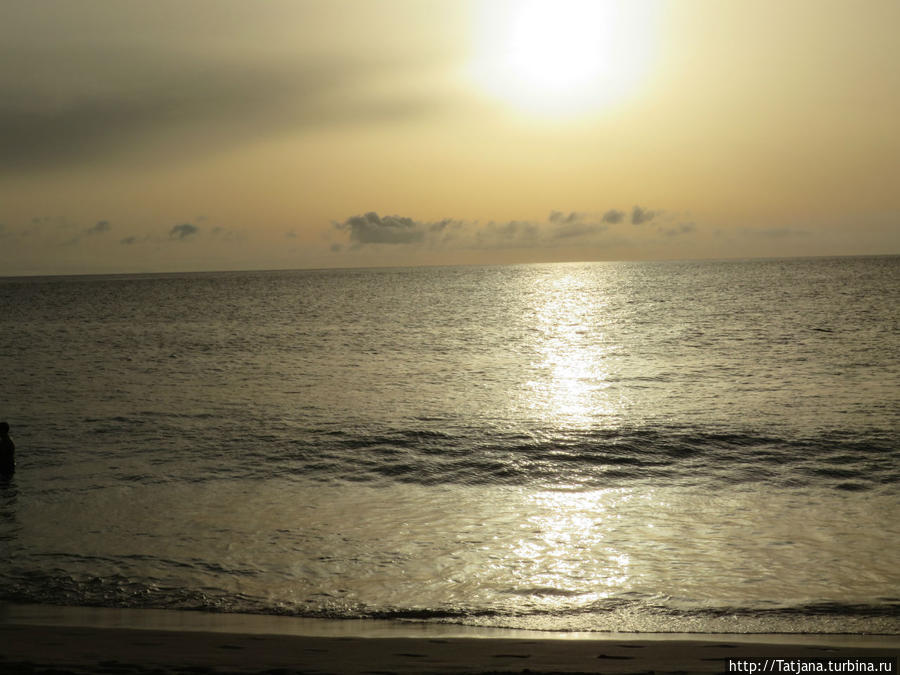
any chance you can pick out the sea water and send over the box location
[0,256,897,633]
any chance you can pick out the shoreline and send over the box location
[2,604,897,674]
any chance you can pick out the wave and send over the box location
[3,571,897,634]
[264,425,899,491]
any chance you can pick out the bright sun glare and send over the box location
[473,0,659,117]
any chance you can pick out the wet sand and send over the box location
[1,604,896,674]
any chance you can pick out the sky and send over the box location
[1,0,898,276]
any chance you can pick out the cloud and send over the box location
[631,205,658,225]
[210,225,244,241]
[56,218,112,245]
[333,208,662,251]
[476,219,540,248]
[334,212,426,245]
[169,223,199,240]
[10,215,114,246]
[660,222,696,237]
[547,211,609,240]
[120,236,138,245]
[30,216,64,227]
[0,44,449,173]
[86,220,111,235]
[549,210,580,224]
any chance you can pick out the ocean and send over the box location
[0,256,898,634]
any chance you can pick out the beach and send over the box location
[1,605,896,674]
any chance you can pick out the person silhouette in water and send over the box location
[0,422,14,476]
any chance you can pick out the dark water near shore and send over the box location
[0,256,898,633]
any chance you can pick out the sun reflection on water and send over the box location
[506,488,639,609]
[523,269,627,427]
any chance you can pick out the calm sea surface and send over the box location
[0,257,898,633]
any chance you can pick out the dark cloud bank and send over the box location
[0,46,445,173]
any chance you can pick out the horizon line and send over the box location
[1,251,897,282]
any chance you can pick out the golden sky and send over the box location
[1,0,898,275]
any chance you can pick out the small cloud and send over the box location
[28,216,71,232]
[169,223,199,240]
[86,220,111,235]
[429,218,457,233]
[660,222,696,237]
[285,230,297,239]
[549,210,581,224]
[631,205,657,225]
[119,234,153,245]
[602,209,625,224]
[548,212,608,240]
[330,243,342,253]
[477,219,540,247]
[334,212,425,245]
[205,225,242,241]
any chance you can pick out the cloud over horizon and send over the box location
[169,223,199,240]
[631,206,658,225]
[335,212,428,245]
[86,220,111,235]
[333,207,680,252]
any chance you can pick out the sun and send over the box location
[471,0,659,117]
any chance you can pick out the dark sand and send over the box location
[1,604,896,674]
